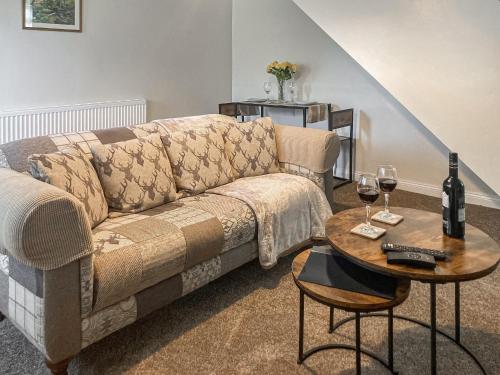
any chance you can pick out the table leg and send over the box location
[356,312,361,375]
[260,105,264,117]
[298,290,304,364]
[302,108,307,128]
[455,282,461,344]
[329,306,334,333]
[327,103,332,131]
[388,308,394,372]
[430,283,437,375]
[349,124,354,182]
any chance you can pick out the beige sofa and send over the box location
[0,114,340,374]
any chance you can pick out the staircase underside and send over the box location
[293,0,500,194]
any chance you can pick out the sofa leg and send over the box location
[46,357,72,375]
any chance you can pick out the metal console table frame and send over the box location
[219,102,354,188]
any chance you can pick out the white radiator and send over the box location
[0,99,147,144]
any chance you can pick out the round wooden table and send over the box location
[326,207,500,375]
[292,249,411,374]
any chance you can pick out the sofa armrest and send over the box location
[274,124,341,173]
[0,168,94,270]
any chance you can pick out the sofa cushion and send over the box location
[91,134,177,215]
[91,194,255,311]
[28,146,108,228]
[161,126,234,195]
[223,117,280,178]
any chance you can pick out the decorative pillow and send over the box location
[223,117,280,178]
[28,146,108,228]
[161,126,234,195]
[91,134,177,214]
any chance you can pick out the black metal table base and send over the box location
[327,282,487,375]
[331,313,487,375]
[298,291,396,374]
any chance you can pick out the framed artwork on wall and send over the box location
[23,0,82,32]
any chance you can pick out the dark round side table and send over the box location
[326,207,500,375]
[292,249,411,374]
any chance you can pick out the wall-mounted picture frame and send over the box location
[23,0,82,32]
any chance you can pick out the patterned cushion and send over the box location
[90,194,255,311]
[161,126,234,195]
[28,146,108,228]
[223,117,280,178]
[91,134,177,215]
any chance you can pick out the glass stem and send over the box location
[366,204,371,226]
[384,193,390,213]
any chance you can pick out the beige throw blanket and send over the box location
[208,173,333,268]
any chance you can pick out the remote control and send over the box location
[386,251,437,269]
[381,242,449,261]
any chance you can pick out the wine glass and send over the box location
[357,174,380,234]
[288,80,297,102]
[263,82,272,100]
[377,165,398,219]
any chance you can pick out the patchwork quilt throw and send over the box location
[208,173,333,268]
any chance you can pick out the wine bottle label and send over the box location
[442,192,449,208]
[458,208,465,222]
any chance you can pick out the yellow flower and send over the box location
[267,60,298,75]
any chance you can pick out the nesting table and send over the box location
[292,249,411,374]
[324,207,500,374]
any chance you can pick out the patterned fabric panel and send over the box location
[0,136,58,172]
[280,162,326,191]
[130,114,237,139]
[180,194,256,252]
[81,296,137,349]
[0,149,10,168]
[83,241,259,348]
[7,257,46,354]
[80,256,93,319]
[130,122,170,138]
[223,117,280,178]
[161,126,234,195]
[91,134,177,215]
[0,255,8,315]
[181,256,221,296]
[28,146,108,228]
[0,254,8,275]
[152,114,237,133]
[49,132,102,158]
[91,201,225,312]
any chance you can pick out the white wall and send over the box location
[0,0,232,120]
[232,0,499,207]
[294,0,500,195]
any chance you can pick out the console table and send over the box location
[219,101,354,187]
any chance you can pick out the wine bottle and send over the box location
[442,152,465,238]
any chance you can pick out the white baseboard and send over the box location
[351,171,500,209]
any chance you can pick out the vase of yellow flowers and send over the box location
[266,61,298,101]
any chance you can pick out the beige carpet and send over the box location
[0,184,499,374]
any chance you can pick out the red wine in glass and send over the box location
[379,178,397,193]
[357,174,380,232]
[377,166,398,218]
[358,188,380,204]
